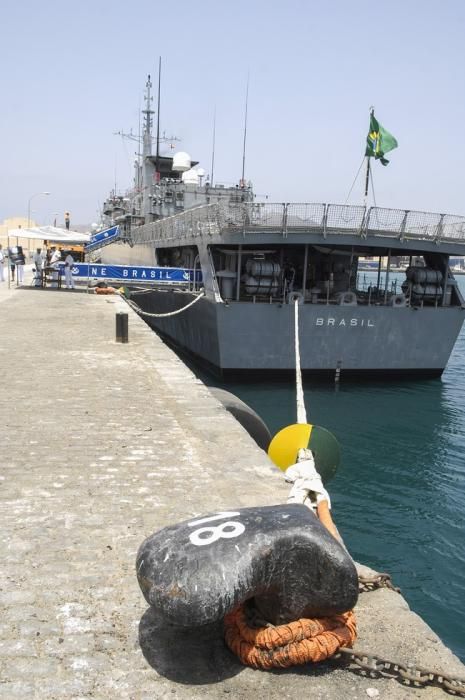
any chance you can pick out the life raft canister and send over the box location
[337,291,357,306]
[390,293,407,307]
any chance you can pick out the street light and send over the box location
[27,191,51,228]
[24,192,51,264]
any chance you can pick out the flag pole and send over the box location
[363,156,371,207]
[364,107,374,207]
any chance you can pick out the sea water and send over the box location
[210,274,465,662]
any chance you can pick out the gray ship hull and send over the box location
[131,289,464,378]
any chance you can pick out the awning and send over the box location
[7,225,90,245]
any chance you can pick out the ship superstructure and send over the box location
[102,75,253,252]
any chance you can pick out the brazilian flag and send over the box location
[366,112,398,165]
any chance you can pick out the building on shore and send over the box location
[0,217,44,257]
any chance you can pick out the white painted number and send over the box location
[188,511,245,547]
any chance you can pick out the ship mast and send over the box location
[141,74,154,217]
[241,74,249,187]
[142,74,154,158]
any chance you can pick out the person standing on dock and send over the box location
[34,247,43,270]
[16,254,25,285]
[64,211,70,230]
[50,247,61,287]
[64,251,75,289]
[42,245,50,270]
[33,248,43,287]
[0,245,4,282]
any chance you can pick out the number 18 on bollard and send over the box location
[116,312,129,343]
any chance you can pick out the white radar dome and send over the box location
[182,168,199,184]
[196,167,206,177]
[172,151,191,172]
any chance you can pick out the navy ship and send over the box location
[94,75,465,379]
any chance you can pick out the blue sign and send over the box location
[60,262,202,283]
[85,225,120,251]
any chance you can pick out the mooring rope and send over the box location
[295,299,307,424]
[124,290,205,318]
[224,605,356,670]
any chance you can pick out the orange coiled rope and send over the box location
[224,604,356,670]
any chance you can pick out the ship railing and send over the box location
[134,204,222,244]
[362,208,465,242]
[231,203,465,244]
[129,202,465,246]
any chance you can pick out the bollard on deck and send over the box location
[116,312,129,343]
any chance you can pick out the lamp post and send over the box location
[26,192,51,263]
[27,191,51,228]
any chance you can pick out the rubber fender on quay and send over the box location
[136,504,358,627]
[209,387,272,451]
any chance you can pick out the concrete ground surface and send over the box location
[0,278,464,699]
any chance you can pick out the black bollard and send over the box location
[116,312,129,343]
[136,504,358,627]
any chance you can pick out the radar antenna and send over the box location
[113,128,140,143]
[114,69,180,159]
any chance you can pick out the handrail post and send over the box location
[435,213,445,244]
[322,204,328,239]
[399,210,409,242]
[282,203,288,238]
[363,207,371,239]
[358,205,367,238]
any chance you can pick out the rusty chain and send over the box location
[343,572,465,696]
[358,572,401,594]
[242,573,465,695]
[334,646,465,697]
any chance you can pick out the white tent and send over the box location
[7,225,90,244]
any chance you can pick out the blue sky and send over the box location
[1,0,464,225]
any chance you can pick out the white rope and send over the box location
[124,290,205,318]
[294,299,307,424]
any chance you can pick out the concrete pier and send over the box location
[1,280,464,699]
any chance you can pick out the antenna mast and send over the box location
[156,57,162,176]
[241,74,249,186]
[211,107,216,186]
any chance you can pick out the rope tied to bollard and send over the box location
[124,290,206,318]
[224,603,356,670]
[223,298,355,670]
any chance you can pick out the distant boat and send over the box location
[358,260,380,271]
